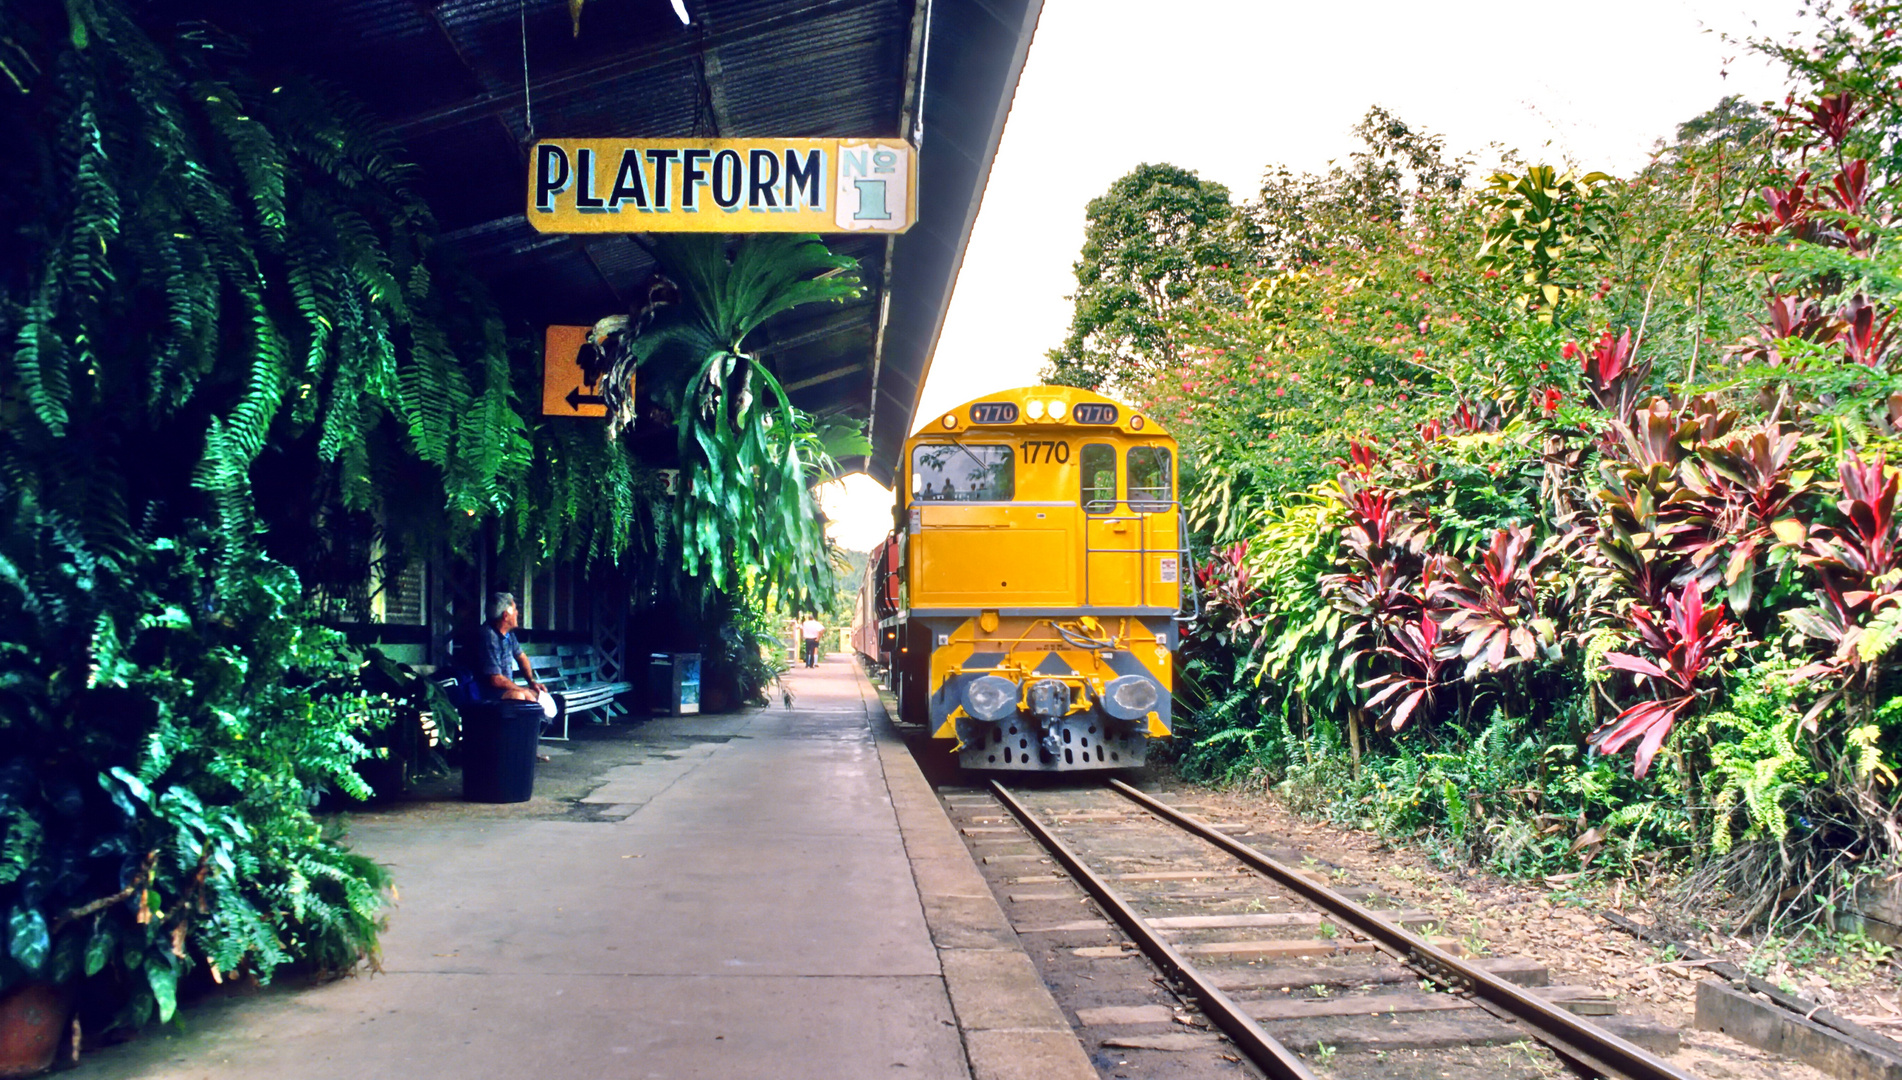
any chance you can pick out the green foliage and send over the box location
[0,0,870,1039]
[1043,163,1261,392]
[607,235,864,609]
[0,528,390,1029]
[1475,166,1616,322]
[0,0,569,1033]
[1095,7,1902,929]
[1702,658,1823,855]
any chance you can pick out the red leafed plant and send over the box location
[1580,327,1652,420]
[1732,291,1836,366]
[1838,293,1895,368]
[1673,420,1818,611]
[1427,526,1565,679]
[1449,398,1506,434]
[1321,476,1429,665]
[1196,541,1261,639]
[1588,582,1738,777]
[1738,171,1821,242]
[1346,440,1382,471]
[1360,606,1449,733]
[1795,92,1867,152]
[1789,452,1902,691]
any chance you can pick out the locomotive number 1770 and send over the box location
[1020,440,1069,464]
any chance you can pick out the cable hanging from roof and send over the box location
[519,0,535,143]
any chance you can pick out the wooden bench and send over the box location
[522,644,634,741]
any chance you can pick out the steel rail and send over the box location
[989,781,1317,1080]
[1108,779,1699,1080]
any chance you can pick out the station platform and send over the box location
[78,655,1094,1080]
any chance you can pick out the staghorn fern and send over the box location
[589,235,866,608]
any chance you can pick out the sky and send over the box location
[819,0,1811,551]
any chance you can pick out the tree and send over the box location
[1043,163,1260,392]
[1253,106,1468,268]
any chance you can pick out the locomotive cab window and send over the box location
[1127,446,1172,512]
[1080,444,1116,513]
[911,443,1014,502]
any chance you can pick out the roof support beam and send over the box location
[783,363,866,393]
[756,306,877,355]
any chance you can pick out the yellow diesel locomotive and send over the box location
[879,386,1190,771]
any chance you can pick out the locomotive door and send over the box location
[1082,443,1139,607]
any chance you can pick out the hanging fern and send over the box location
[593,235,866,608]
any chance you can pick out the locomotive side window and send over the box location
[911,443,1014,502]
[1080,444,1116,513]
[1127,446,1172,512]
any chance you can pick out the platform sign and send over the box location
[542,325,629,418]
[527,137,915,234]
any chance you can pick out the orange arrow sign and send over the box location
[542,325,630,418]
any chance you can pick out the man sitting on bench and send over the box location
[474,591,546,702]
[472,591,552,761]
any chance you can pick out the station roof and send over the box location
[149,0,1043,483]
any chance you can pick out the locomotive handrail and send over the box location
[1176,513,1201,623]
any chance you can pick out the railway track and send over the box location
[947,780,1692,1080]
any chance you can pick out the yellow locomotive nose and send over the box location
[886,385,1181,771]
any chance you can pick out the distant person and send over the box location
[800,613,825,668]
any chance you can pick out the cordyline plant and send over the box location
[1577,327,1652,421]
[1195,541,1261,644]
[1673,419,1818,613]
[1359,598,1450,732]
[1789,452,1902,705]
[1320,475,1428,664]
[1589,582,1739,777]
[1427,526,1568,679]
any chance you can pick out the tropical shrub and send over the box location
[1079,3,1902,929]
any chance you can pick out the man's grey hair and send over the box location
[485,591,517,622]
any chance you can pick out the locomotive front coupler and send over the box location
[1025,677,1071,757]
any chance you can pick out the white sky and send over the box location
[820,0,1808,551]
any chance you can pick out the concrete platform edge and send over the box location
[857,662,1097,1080]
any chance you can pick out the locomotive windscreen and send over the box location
[911,444,1014,502]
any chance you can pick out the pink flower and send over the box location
[1363,378,1375,386]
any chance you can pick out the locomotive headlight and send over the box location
[1100,674,1160,720]
[1049,399,1068,420]
[1024,399,1046,421]
[941,414,956,429]
[962,675,1020,722]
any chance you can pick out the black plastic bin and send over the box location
[460,701,542,803]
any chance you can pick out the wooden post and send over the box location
[1348,707,1363,778]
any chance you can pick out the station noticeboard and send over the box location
[527,137,914,234]
[542,325,628,418]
